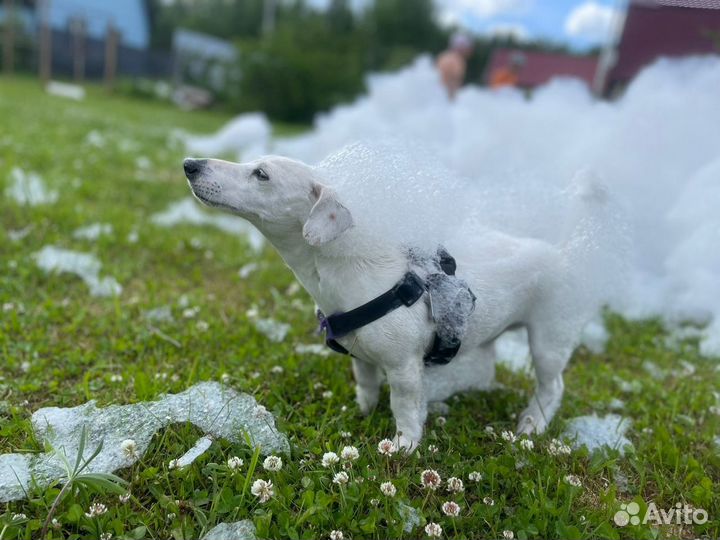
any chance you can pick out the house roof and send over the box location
[606,1,720,85]
[484,49,598,88]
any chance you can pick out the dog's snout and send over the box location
[183,158,206,181]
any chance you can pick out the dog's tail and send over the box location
[559,169,630,317]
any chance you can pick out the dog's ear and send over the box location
[303,185,353,246]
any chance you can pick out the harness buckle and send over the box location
[392,271,426,306]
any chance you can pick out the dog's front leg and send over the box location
[352,357,382,415]
[386,359,426,452]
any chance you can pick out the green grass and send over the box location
[0,77,718,540]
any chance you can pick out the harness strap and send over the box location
[318,272,426,343]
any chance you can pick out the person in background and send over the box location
[489,51,526,89]
[436,33,473,100]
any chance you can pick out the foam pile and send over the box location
[269,54,720,356]
[0,382,288,502]
[184,112,271,159]
[34,246,122,297]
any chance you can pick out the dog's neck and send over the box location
[259,222,407,314]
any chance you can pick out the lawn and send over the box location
[0,77,718,540]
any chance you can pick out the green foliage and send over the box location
[236,18,366,123]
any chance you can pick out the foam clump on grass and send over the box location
[184,112,271,160]
[563,413,632,455]
[152,197,264,251]
[73,222,113,241]
[34,245,122,297]
[0,382,289,502]
[5,167,58,206]
[271,55,720,356]
[203,520,256,540]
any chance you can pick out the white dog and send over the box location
[184,155,610,451]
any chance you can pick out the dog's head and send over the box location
[184,156,353,246]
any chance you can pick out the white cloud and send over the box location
[436,0,533,27]
[564,1,618,42]
[485,23,530,41]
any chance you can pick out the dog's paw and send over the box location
[516,412,547,435]
[392,433,420,453]
[355,386,379,416]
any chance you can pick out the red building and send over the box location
[596,0,720,95]
[484,49,598,90]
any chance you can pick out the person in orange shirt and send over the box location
[436,33,473,100]
[490,51,526,89]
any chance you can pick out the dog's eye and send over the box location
[253,167,269,181]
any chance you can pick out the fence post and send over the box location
[71,17,85,82]
[104,23,119,91]
[2,0,14,74]
[38,0,51,84]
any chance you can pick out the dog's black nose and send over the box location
[183,158,205,181]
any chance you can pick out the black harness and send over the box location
[317,249,473,365]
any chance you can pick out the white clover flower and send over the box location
[502,530,514,539]
[484,425,497,439]
[85,502,107,518]
[483,496,495,506]
[100,533,112,540]
[322,451,340,467]
[270,365,284,374]
[263,455,283,472]
[221,372,230,382]
[120,439,138,459]
[340,445,359,461]
[329,531,344,540]
[446,476,464,493]
[547,438,572,456]
[182,306,199,319]
[519,438,534,451]
[166,512,176,521]
[340,431,352,439]
[425,522,443,538]
[251,479,274,503]
[110,374,123,383]
[370,498,380,506]
[441,501,461,517]
[340,405,348,412]
[11,513,27,521]
[435,416,447,427]
[500,430,517,443]
[227,456,244,470]
[196,320,209,332]
[322,390,334,399]
[380,481,397,497]
[51,518,61,529]
[420,469,442,490]
[333,471,349,485]
[313,382,325,390]
[377,439,396,456]
[119,492,131,504]
[468,471,483,482]
[427,444,439,454]
[564,474,582,488]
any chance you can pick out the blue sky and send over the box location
[307,0,622,51]
[435,0,622,50]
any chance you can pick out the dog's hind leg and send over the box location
[516,323,575,435]
[352,357,383,416]
[424,343,496,403]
